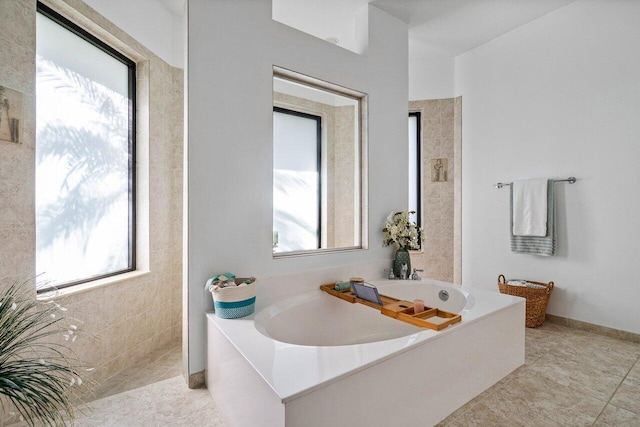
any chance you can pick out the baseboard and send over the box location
[188,371,206,389]
[546,314,640,344]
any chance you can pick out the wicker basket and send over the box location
[498,274,554,328]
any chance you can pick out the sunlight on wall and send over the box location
[35,12,131,288]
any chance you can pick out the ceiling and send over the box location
[161,0,577,60]
[373,0,577,60]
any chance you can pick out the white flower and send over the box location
[382,210,424,250]
[39,359,47,365]
[10,302,17,310]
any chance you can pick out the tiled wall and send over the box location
[408,98,461,283]
[0,0,183,389]
[333,105,358,248]
[0,0,37,287]
[453,97,462,284]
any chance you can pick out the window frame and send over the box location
[409,112,422,237]
[36,2,137,292]
[273,106,322,250]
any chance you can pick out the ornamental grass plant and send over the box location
[0,280,88,426]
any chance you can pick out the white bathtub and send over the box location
[206,279,524,427]
[254,282,473,346]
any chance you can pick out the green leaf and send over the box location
[0,279,88,426]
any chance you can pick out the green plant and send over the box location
[0,280,86,426]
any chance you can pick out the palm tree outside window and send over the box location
[35,3,136,291]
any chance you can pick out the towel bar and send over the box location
[494,177,576,189]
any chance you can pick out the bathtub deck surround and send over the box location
[206,276,524,427]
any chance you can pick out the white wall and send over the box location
[187,1,408,375]
[456,0,640,334]
[83,0,184,68]
[409,57,454,100]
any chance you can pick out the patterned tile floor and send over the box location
[86,342,184,402]
[70,342,227,426]
[438,322,640,426]
[73,376,225,426]
[53,322,640,426]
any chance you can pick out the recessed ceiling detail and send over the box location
[272,0,576,60]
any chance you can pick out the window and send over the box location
[408,112,421,234]
[273,107,322,252]
[35,3,136,291]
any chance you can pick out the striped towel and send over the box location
[510,180,556,256]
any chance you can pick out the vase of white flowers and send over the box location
[382,211,424,278]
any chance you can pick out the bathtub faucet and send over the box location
[411,269,424,281]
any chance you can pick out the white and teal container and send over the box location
[211,280,257,319]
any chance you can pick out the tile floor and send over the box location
[438,322,640,426]
[36,322,640,426]
[86,342,184,402]
[72,376,225,426]
[70,342,226,426]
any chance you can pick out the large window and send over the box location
[409,112,421,232]
[35,3,136,291]
[273,107,322,252]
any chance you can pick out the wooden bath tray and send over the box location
[320,284,461,331]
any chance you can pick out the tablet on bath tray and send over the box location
[351,281,383,305]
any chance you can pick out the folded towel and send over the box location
[512,178,548,236]
[510,180,556,256]
[204,273,238,292]
[334,281,352,291]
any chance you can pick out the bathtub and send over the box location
[206,279,524,427]
[254,282,473,346]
